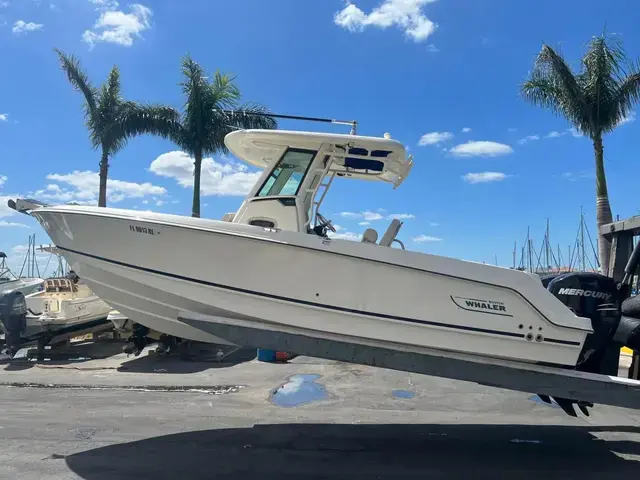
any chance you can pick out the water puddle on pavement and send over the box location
[528,394,560,408]
[391,389,416,399]
[271,374,328,407]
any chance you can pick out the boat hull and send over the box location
[0,278,44,296]
[31,206,592,366]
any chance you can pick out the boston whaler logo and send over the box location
[556,288,612,301]
[451,296,512,316]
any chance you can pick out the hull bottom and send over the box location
[72,260,234,345]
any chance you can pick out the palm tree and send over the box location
[55,49,176,207]
[521,35,640,274]
[148,55,277,218]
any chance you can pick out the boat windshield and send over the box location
[256,148,316,197]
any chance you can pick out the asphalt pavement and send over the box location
[1,345,639,479]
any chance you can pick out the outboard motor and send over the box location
[547,272,622,374]
[545,272,621,416]
[0,290,27,357]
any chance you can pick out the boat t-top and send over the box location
[8,128,640,416]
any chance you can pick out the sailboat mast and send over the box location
[545,218,550,270]
[580,206,586,271]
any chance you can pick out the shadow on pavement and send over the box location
[1,340,126,371]
[64,423,640,479]
[116,347,257,374]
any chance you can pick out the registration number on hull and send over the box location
[129,225,156,235]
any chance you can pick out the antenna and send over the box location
[217,109,358,135]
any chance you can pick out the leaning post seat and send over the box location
[379,219,404,247]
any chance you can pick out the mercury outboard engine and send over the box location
[547,272,622,372]
[0,290,27,358]
[544,272,622,415]
[544,250,640,416]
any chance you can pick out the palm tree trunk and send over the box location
[594,135,613,275]
[98,150,109,208]
[191,150,202,218]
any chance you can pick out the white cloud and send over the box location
[426,44,439,53]
[337,211,361,219]
[518,135,540,145]
[328,231,362,242]
[12,20,43,34]
[0,2,10,8]
[413,234,442,243]
[0,220,29,228]
[461,127,472,133]
[363,210,384,221]
[387,213,415,220]
[0,113,7,121]
[156,200,165,206]
[449,141,514,158]
[83,3,152,47]
[337,210,414,222]
[568,127,583,138]
[89,0,119,9]
[429,222,439,227]
[149,151,260,197]
[418,131,454,146]
[507,127,518,133]
[462,172,507,184]
[545,130,566,138]
[619,110,636,126]
[30,171,166,204]
[334,0,437,42]
[0,175,6,187]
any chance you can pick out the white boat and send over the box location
[8,129,596,367]
[0,252,44,296]
[10,128,640,415]
[21,276,113,339]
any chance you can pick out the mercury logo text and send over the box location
[557,288,612,301]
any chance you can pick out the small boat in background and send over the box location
[0,251,44,297]
[0,248,113,357]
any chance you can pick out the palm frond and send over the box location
[228,103,278,130]
[521,45,590,134]
[614,71,640,118]
[55,48,100,141]
[116,102,185,146]
[179,55,213,154]
[96,66,125,153]
[210,71,241,110]
[580,36,627,133]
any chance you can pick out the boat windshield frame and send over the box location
[254,147,317,199]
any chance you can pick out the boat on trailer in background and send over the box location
[8,125,640,416]
[0,246,113,358]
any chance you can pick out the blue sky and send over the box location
[1,0,638,275]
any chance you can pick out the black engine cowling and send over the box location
[547,272,622,373]
[0,290,27,356]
